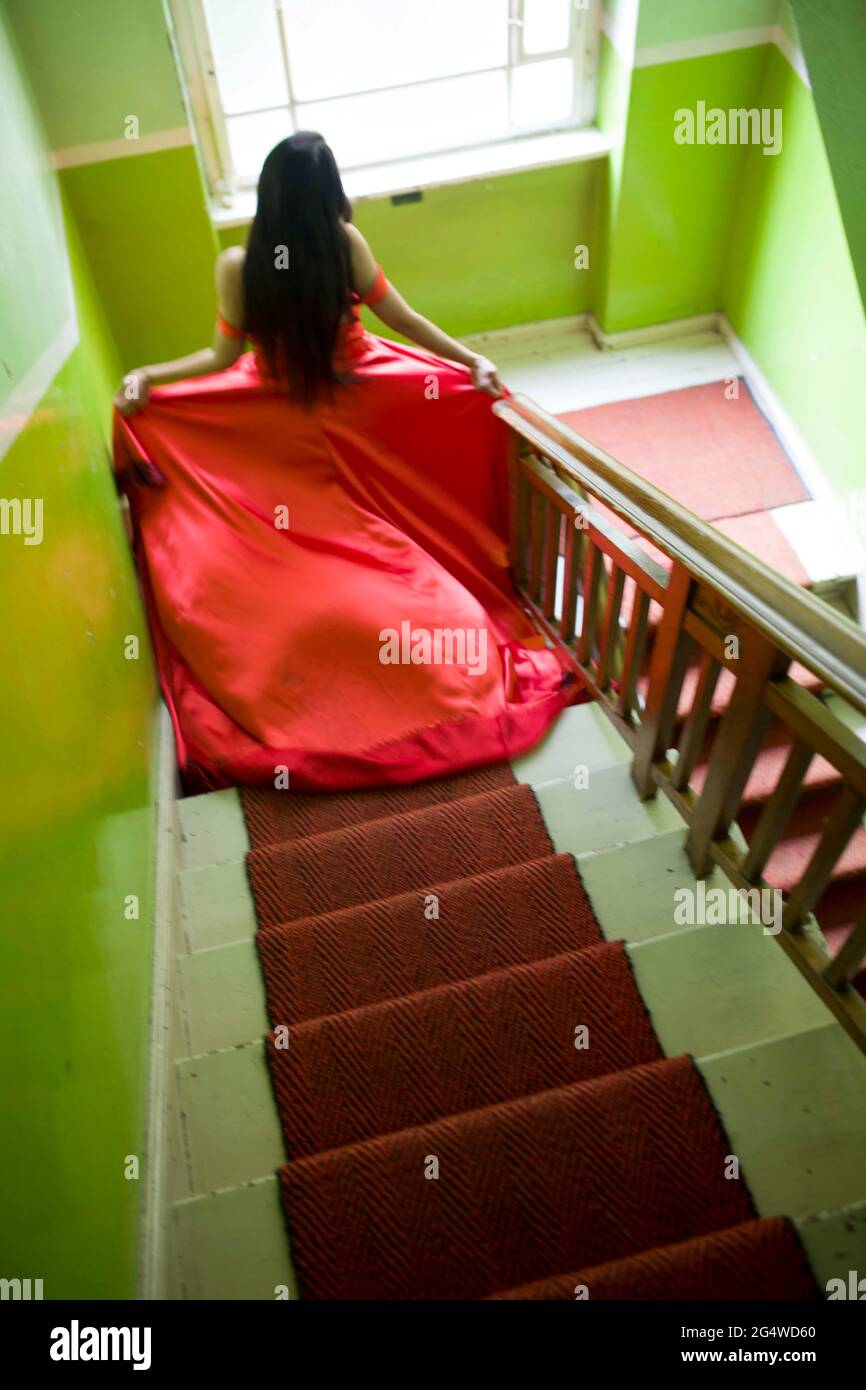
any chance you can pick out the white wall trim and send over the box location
[51,125,193,171]
[138,701,180,1301]
[719,312,866,614]
[587,311,722,349]
[635,25,775,67]
[0,317,79,463]
[770,22,811,88]
[464,312,591,350]
[617,23,810,89]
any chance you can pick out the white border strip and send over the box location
[139,701,180,1301]
[771,22,811,88]
[719,312,866,616]
[51,125,193,171]
[633,23,810,88]
[0,317,79,463]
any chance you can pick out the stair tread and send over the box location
[257,852,599,1024]
[486,1216,819,1300]
[246,783,552,927]
[241,763,514,846]
[267,941,662,1157]
[278,1054,753,1300]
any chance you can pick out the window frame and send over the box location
[170,0,600,203]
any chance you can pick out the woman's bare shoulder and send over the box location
[216,243,245,284]
[342,222,377,291]
[215,245,245,323]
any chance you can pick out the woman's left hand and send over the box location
[114,368,151,416]
[470,356,504,398]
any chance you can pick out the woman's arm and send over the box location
[344,224,503,396]
[114,247,248,415]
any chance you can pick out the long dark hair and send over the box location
[242,132,353,404]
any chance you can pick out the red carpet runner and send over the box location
[241,770,820,1300]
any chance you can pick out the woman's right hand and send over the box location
[114,368,151,416]
[470,355,504,398]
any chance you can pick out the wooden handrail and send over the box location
[494,394,866,716]
[496,389,866,1054]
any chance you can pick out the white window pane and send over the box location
[226,109,292,181]
[510,57,573,125]
[522,0,572,55]
[298,71,509,168]
[203,0,288,114]
[282,0,508,103]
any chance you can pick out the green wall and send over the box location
[0,2,157,1299]
[597,40,770,331]
[8,0,218,374]
[636,0,779,46]
[351,162,600,335]
[5,0,187,146]
[60,147,219,366]
[724,41,866,502]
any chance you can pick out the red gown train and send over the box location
[113,319,579,791]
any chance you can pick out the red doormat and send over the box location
[559,381,808,523]
[241,770,821,1300]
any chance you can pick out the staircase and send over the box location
[146,369,866,1298]
[159,702,866,1299]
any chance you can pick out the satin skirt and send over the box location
[114,333,579,790]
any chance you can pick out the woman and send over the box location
[114,132,576,791]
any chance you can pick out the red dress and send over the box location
[113,268,579,791]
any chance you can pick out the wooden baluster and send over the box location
[686,636,790,877]
[542,504,560,620]
[741,737,812,882]
[507,438,528,588]
[632,565,694,799]
[560,521,580,646]
[783,784,866,932]
[824,907,866,990]
[596,565,626,692]
[617,587,651,722]
[528,486,545,602]
[671,650,721,792]
[577,542,603,667]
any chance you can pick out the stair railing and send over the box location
[495,392,866,1053]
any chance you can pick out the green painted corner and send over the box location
[598,43,772,332]
[60,145,219,370]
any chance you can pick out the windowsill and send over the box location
[210,127,612,229]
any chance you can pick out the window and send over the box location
[171,0,600,199]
